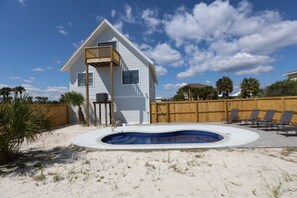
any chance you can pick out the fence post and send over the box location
[155,102,158,123]
[166,102,170,123]
[196,101,199,123]
[282,97,285,113]
[224,100,228,119]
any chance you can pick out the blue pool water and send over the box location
[101,130,224,145]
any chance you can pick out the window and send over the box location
[98,41,117,49]
[122,70,139,85]
[78,73,93,87]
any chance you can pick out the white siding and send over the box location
[69,26,153,125]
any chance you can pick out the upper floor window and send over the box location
[98,41,117,49]
[78,73,93,87]
[122,70,139,85]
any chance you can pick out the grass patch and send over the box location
[32,174,46,182]
[280,148,297,157]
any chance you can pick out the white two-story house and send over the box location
[61,19,157,125]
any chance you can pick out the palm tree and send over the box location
[0,95,52,163]
[0,87,12,102]
[14,86,26,97]
[60,91,85,124]
[240,78,260,98]
[216,76,233,98]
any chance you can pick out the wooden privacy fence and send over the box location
[150,96,297,124]
[40,104,69,128]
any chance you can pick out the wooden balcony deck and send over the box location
[85,46,120,67]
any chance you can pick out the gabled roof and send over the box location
[283,70,297,76]
[60,19,158,84]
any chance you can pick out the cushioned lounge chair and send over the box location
[254,109,276,128]
[265,110,294,132]
[222,108,239,124]
[239,109,260,125]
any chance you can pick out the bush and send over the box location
[264,80,297,97]
[0,96,52,164]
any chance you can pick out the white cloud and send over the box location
[23,79,34,83]
[163,83,187,90]
[32,67,44,72]
[72,40,84,49]
[177,52,273,78]
[45,86,68,93]
[56,26,68,37]
[155,66,168,76]
[21,84,67,100]
[111,10,116,17]
[18,0,26,6]
[68,22,72,26]
[141,9,161,34]
[114,21,123,31]
[205,80,211,84]
[123,4,135,23]
[0,84,9,88]
[145,43,184,67]
[8,76,22,81]
[160,0,297,78]
[235,65,274,75]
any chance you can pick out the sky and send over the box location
[1,0,297,100]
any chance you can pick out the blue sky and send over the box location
[1,0,297,100]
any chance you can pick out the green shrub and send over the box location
[0,96,52,164]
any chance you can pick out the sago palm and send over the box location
[0,95,52,163]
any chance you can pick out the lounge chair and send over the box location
[222,108,239,124]
[279,123,297,135]
[239,109,260,125]
[254,109,276,128]
[264,110,294,133]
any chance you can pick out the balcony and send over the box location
[85,46,120,67]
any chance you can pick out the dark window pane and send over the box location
[122,70,139,85]
[98,41,117,49]
[78,73,93,86]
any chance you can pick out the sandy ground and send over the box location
[1,125,297,198]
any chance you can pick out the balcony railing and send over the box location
[85,46,120,67]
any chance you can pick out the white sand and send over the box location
[1,125,297,198]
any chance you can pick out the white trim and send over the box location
[121,69,140,86]
[60,19,158,84]
[77,71,95,87]
[283,70,297,76]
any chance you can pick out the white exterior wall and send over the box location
[69,26,152,125]
[288,73,297,80]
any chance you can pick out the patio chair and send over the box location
[254,109,276,128]
[265,110,294,133]
[279,123,297,135]
[222,108,240,124]
[239,109,260,125]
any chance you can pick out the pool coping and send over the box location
[72,124,259,150]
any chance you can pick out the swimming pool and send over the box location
[72,124,259,150]
[102,130,224,144]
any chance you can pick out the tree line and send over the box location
[171,76,297,101]
[0,86,59,104]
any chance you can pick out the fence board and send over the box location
[39,104,69,128]
[150,96,297,124]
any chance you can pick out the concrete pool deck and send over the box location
[232,124,297,148]
[71,123,297,150]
